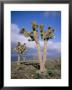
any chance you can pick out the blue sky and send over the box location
[11,11,61,42]
[11,11,61,59]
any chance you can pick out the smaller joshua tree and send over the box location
[12,42,27,65]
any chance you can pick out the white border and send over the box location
[4,4,69,87]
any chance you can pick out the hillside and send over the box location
[11,59,61,79]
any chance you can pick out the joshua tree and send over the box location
[40,25,55,72]
[12,42,27,65]
[20,22,55,73]
[20,22,43,72]
[31,22,43,72]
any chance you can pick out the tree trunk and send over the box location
[33,30,43,72]
[36,43,43,72]
[17,54,20,65]
[43,40,47,72]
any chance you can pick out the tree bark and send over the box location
[43,40,47,72]
[17,54,20,65]
[36,42,43,72]
[33,30,43,72]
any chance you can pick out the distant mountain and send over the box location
[11,42,61,61]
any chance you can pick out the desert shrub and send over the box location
[35,73,42,79]
[47,69,55,77]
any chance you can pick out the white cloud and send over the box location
[11,24,36,48]
[11,24,20,33]
[40,40,61,53]
[11,24,61,53]
[48,41,61,53]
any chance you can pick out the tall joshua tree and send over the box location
[20,22,43,72]
[12,42,27,65]
[40,25,55,72]
[31,22,43,72]
[20,22,55,73]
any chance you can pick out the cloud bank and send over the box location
[11,24,61,54]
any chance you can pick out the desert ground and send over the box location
[11,58,61,79]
